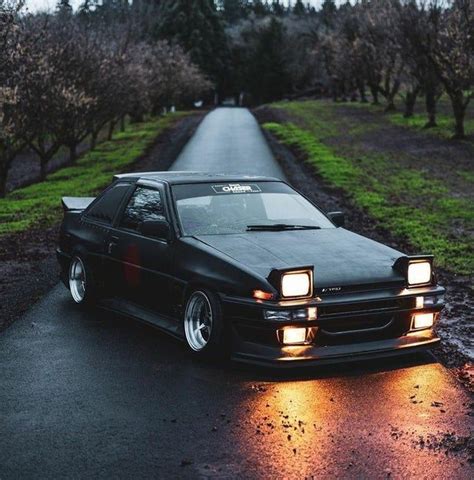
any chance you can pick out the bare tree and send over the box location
[428,0,474,138]
[398,1,443,124]
[0,0,25,197]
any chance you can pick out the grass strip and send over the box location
[263,120,473,275]
[0,113,190,236]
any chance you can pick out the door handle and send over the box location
[107,236,119,254]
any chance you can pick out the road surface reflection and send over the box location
[229,355,472,478]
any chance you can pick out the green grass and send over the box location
[263,119,474,275]
[458,170,474,183]
[0,113,190,235]
[389,112,474,139]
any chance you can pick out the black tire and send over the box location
[183,289,229,359]
[68,255,97,306]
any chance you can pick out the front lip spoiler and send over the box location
[231,333,440,368]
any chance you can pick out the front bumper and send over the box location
[222,285,445,367]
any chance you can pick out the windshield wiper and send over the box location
[246,224,321,231]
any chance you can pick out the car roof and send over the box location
[113,171,282,185]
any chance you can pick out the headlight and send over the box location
[281,270,312,298]
[393,256,434,288]
[408,261,431,286]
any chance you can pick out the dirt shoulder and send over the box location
[255,105,473,391]
[0,112,205,332]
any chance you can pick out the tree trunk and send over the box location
[369,85,379,105]
[384,79,400,113]
[424,88,437,128]
[129,112,143,123]
[120,116,125,132]
[107,120,116,141]
[38,151,56,179]
[450,92,466,139]
[0,164,8,198]
[358,82,368,103]
[69,144,77,163]
[403,88,419,118]
[39,158,48,180]
[90,130,99,150]
[384,99,396,112]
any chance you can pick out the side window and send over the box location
[120,186,165,232]
[86,183,130,225]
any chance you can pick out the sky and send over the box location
[24,0,328,14]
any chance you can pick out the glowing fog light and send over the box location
[282,327,307,345]
[408,261,431,286]
[412,313,434,330]
[281,271,311,298]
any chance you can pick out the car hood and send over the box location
[194,228,405,290]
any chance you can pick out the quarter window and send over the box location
[86,183,130,225]
[120,187,165,232]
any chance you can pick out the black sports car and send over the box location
[57,172,445,366]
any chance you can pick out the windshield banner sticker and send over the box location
[212,183,262,194]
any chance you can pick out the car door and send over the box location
[106,181,175,316]
[79,181,132,288]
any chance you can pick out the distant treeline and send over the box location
[0,0,211,197]
[126,0,473,139]
[1,0,473,197]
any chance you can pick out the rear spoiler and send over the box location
[61,196,95,212]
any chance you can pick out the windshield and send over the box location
[172,181,334,235]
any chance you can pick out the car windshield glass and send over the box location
[172,181,334,235]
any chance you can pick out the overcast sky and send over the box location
[25,0,328,14]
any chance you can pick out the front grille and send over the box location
[319,314,393,334]
[315,312,411,346]
[319,297,414,317]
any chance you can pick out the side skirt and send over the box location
[99,297,184,341]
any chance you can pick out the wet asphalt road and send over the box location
[170,107,286,179]
[1,108,472,479]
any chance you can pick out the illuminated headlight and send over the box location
[408,261,431,286]
[281,270,312,298]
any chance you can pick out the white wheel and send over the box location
[184,291,213,351]
[69,256,87,303]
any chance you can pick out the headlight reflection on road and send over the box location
[233,361,471,478]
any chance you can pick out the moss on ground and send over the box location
[263,114,474,275]
[0,113,190,236]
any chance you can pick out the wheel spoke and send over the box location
[184,292,213,351]
[69,257,87,303]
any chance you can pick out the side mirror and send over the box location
[140,219,171,241]
[327,211,345,228]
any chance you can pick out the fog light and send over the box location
[282,327,307,345]
[412,313,434,330]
